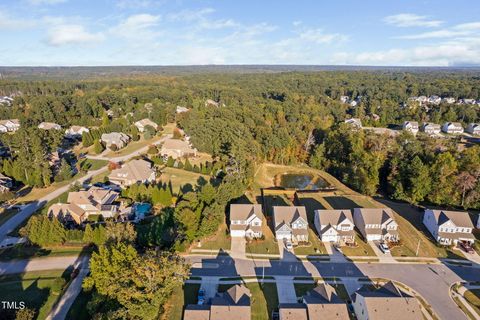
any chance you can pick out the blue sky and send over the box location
[0,0,479,66]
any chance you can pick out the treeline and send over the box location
[309,124,480,209]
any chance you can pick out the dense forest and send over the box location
[1,70,480,210]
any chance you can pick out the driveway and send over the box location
[278,240,297,262]
[275,276,297,303]
[230,237,246,259]
[368,241,395,263]
[462,250,480,265]
[325,242,347,262]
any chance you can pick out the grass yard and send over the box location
[161,283,200,320]
[0,270,71,320]
[90,170,110,184]
[78,158,108,171]
[199,224,231,251]
[0,244,88,261]
[246,236,280,255]
[104,134,163,158]
[340,234,376,257]
[464,289,480,316]
[218,282,278,320]
[159,167,210,194]
[294,229,327,256]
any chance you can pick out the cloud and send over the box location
[110,14,161,39]
[299,28,348,44]
[167,8,215,22]
[28,0,67,5]
[383,13,443,28]
[47,24,104,46]
[115,0,158,9]
[398,21,480,39]
[0,11,36,29]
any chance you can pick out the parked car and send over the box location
[459,242,475,254]
[197,289,205,305]
[379,242,390,254]
[285,240,293,251]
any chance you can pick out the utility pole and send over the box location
[415,239,420,256]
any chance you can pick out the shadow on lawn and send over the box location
[324,196,359,209]
[295,196,325,224]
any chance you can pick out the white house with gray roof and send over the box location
[101,132,130,149]
[314,209,355,244]
[421,122,441,135]
[229,204,264,238]
[466,123,480,135]
[441,122,463,134]
[423,209,475,245]
[353,208,399,242]
[273,206,309,243]
[402,121,419,134]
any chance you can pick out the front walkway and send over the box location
[275,276,297,303]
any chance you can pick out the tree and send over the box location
[130,125,140,141]
[102,112,110,127]
[109,144,118,152]
[428,152,458,205]
[184,158,193,171]
[166,156,175,167]
[15,308,35,320]
[83,243,188,319]
[308,143,326,169]
[456,171,478,207]
[20,215,67,247]
[104,221,137,245]
[94,140,104,154]
[147,145,158,154]
[57,159,73,182]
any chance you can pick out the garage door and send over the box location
[231,230,246,237]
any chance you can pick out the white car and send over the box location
[379,243,390,254]
[285,241,293,251]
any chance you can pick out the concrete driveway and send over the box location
[230,237,246,259]
[278,240,297,262]
[463,250,480,265]
[275,276,297,303]
[368,241,396,263]
[325,242,347,262]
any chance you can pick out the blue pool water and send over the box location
[133,203,151,220]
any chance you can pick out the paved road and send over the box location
[187,255,480,320]
[0,134,171,242]
[0,255,87,275]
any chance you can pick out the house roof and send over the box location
[273,206,308,231]
[183,305,210,320]
[278,304,308,320]
[315,209,353,226]
[422,122,440,129]
[134,118,158,129]
[303,283,340,304]
[212,284,251,306]
[403,121,419,127]
[67,187,119,207]
[354,282,422,320]
[48,203,86,224]
[108,159,154,182]
[305,304,350,320]
[68,125,88,133]
[427,209,474,228]
[101,132,130,143]
[230,204,264,222]
[444,122,463,128]
[354,208,396,226]
[161,138,196,153]
[0,119,19,126]
[38,122,61,130]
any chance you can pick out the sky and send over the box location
[0,0,479,66]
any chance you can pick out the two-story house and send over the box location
[466,123,480,135]
[353,208,399,242]
[273,206,309,243]
[108,159,156,187]
[421,122,441,135]
[402,121,419,134]
[441,122,464,134]
[229,204,264,238]
[313,209,355,245]
[423,209,475,246]
[0,119,20,133]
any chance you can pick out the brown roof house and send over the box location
[184,284,251,320]
[273,206,309,243]
[48,187,120,224]
[353,208,399,242]
[108,159,156,187]
[314,209,355,245]
[134,118,158,132]
[279,283,350,320]
[101,132,130,149]
[229,204,264,238]
[352,281,423,320]
[423,209,475,245]
[160,137,197,159]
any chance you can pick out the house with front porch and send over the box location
[313,209,355,245]
[273,206,309,243]
[229,204,264,238]
[353,208,399,242]
[423,209,475,245]
[441,122,464,134]
[402,121,419,134]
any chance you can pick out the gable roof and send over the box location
[355,208,396,226]
[304,283,341,304]
[426,209,474,228]
[134,118,158,129]
[444,122,462,128]
[316,209,353,226]
[273,206,308,231]
[161,138,195,152]
[67,187,119,207]
[183,305,210,320]
[230,204,264,222]
[278,304,308,320]
[109,159,154,182]
[38,122,61,130]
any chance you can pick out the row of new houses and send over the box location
[408,95,479,106]
[185,281,425,320]
[229,204,477,246]
[344,118,480,136]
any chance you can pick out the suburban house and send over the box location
[229,204,264,238]
[353,208,399,242]
[428,95,441,105]
[352,281,423,320]
[420,122,441,135]
[278,283,351,320]
[176,106,189,113]
[0,96,13,106]
[184,284,251,320]
[344,118,362,128]
[65,125,89,138]
[160,137,197,159]
[38,122,62,130]
[466,123,480,135]
[108,159,156,187]
[0,119,20,133]
[0,173,13,193]
[101,132,130,149]
[402,121,419,134]
[441,122,464,134]
[48,187,120,224]
[273,206,309,243]
[340,95,349,103]
[313,209,355,245]
[134,118,158,132]
[423,209,475,245]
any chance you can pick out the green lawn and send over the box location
[0,244,88,261]
[161,283,200,320]
[294,229,328,256]
[464,289,480,316]
[0,270,71,320]
[159,167,210,195]
[340,234,376,257]
[199,225,231,251]
[104,134,163,158]
[79,158,108,171]
[246,237,280,255]
[218,282,278,320]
